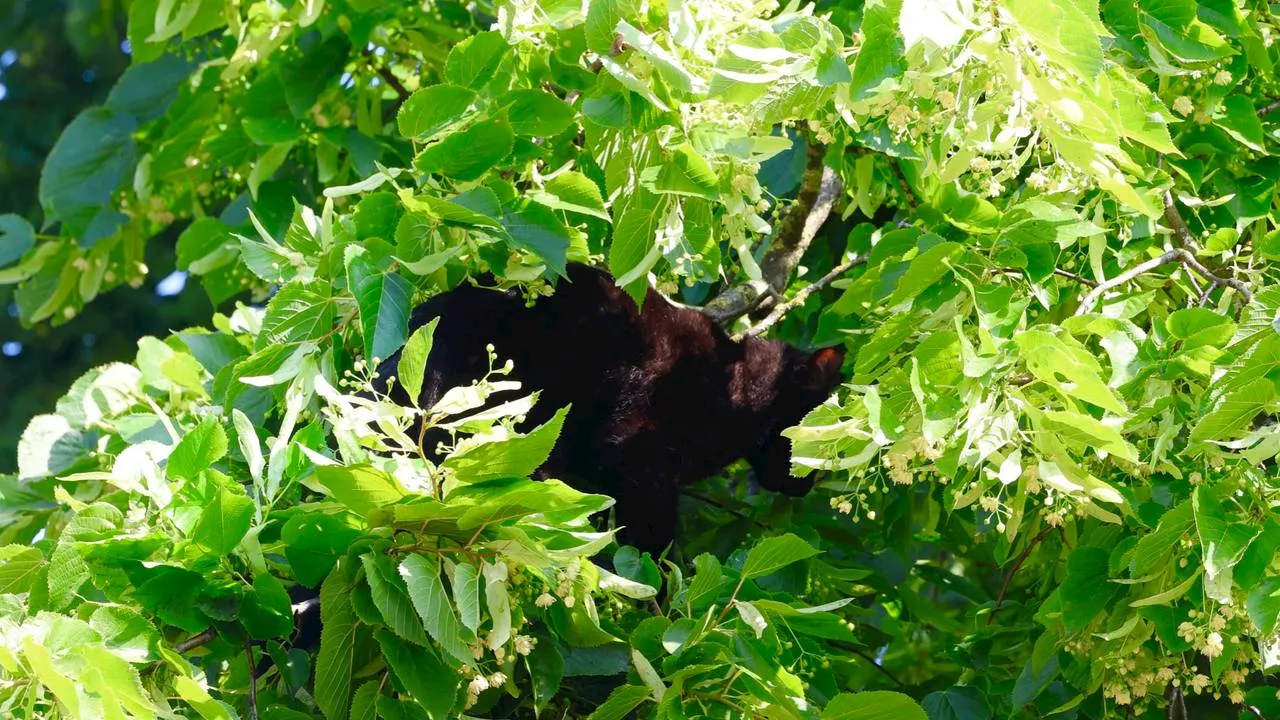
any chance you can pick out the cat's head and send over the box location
[748,344,846,496]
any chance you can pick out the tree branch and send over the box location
[1162,190,1202,254]
[830,641,908,688]
[987,525,1055,626]
[736,255,866,340]
[1077,247,1252,314]
[174,628,217,654]
[1162,191,1252,302]
[1259,98,1280,117]
[998,267,1099,288]
[245,641,260,720]
[1077,249,1181,314]
[704,142,843,326]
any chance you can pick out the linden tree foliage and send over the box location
[5,0,1280,719]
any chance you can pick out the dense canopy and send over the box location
[4,1,1280,719]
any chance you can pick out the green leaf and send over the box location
[0,545,43,593]
[374,629,460,720]
[502,89,576,136]
[176,217,232,271]
[260,283,336,348]
[350,681,380,720]
[360,553,430,646]
[282,513,361,588]
[452,562,481,633]
[414,118,514,181]
[526,639,564,712]
[241,573,294,640]
[822,690,929,720]
[346,249,412,364]
[193,484,255,555]
[22,636,82,717]
[313,465,409,516]
[887,241,963,306]
[1014,329,1128,414]
[608,201,663,303]
[39,107,138,234]
[533,171,610,221]
[0,214,35,267]
[1039,410,1138,462]
[445,407,568,484]
[1004,0,1102,79]
[501,203,571,277]
[397,84,477,141]
[1061,547,1117,633]
[400,553,474,663]
[685,553,726,610]
[586,684,652,720]
[397,318,438,406]
[639,144,719,200]
[741,533,821,579]
[920,687,992,720]
[1217,95,1265,152]
[315,559,359,720]
[18,413,92,481]
[89,605,162,663]
[167,418,228,481]
[444,31,507,89]
[1190,378,1275,443]
[1246,577,1280,636]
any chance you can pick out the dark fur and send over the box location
[373,263,845,552]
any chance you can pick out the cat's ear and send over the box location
[806,345,846,389]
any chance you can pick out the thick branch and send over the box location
[1162,191,1252,302]
[1162,190,1202,254]
[737,255,866,340]
[704,143,843,325]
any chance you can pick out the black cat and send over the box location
[372,263,845,553]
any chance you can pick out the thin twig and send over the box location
[682,489,768,530]
[245,641,260,720]
[1175,248,1252,303]
[738,255,866,339]
[1077,249,1181,314]
[1259,98,1280,117]
[830,641,907,688]
[174,628,217,653]
[987,525,1056,626]
[998,267,1099,288]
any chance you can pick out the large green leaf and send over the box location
[822,690,929,719]
[414,119,515,181]
[360,553,430,646]
[400,553,475,663]
[742,534,821,579]
[346,249,412,364]
[374,629,460,720]
[313,465,410,516]
[38,107,138,234]
[397,85,477,141]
